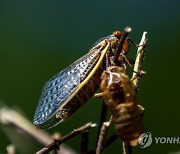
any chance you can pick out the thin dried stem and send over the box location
[0,106,75,154]
[96,120,111,154]
[96,102,107,146]
[6,144,15,154]
[132,32,148,88]
[123,142,132,154]
[113,27,132,64]
[36,122,96,154]
[0,107,54,145]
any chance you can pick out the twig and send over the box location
[120,32,147,154]
[113,27,132,64]
[80,130,89,154]
[36,140,60,154]
[132,32,148,88]
[87,133,118,153]
[0,106,75,154]
[123,142,132,154]
[96,121,111,154]
[52,132,62,154]
[6,144,15,154]
[36,122,96,154]
[95,27,132,154]
[0,107,54,145]
[95,102,107,146]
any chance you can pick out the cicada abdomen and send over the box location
[100,66,145,146]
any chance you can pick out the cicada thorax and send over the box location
[100,66,144,146]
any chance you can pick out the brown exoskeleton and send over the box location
[99,66,145,146]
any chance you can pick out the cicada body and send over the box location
[33,32,125,129]
[100,66,145,146]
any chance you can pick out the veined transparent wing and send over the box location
[33,44,105,126]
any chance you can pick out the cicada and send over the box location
[100,66,145,146]
[33,30,131,129]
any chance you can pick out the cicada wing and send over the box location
[33,67,81,126]
[33,46,104,126]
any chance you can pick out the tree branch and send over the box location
[96,121,111,154]
[113,27,132,64]
[36,122,96,154]
[0,106,76,154]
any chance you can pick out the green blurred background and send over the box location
[0,0,180,153]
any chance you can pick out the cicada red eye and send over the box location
[113,30,121,38]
